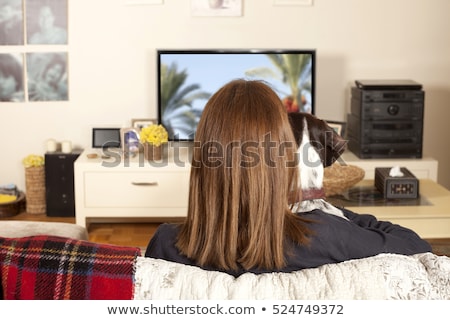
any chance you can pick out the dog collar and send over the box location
[302,188,326,200]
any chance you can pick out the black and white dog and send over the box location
[288,112,348,219]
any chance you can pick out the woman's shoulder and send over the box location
[155,222,180,232]
[145,223,189,263]
[152,223,181,241]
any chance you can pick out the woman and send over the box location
[145,79,431,276]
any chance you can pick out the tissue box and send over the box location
[375,167,419,199]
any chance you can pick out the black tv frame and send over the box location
[157,48,316,141]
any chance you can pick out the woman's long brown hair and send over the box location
[176,79,313,272]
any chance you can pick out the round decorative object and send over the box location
[144,143,162,161]
[24,166,46,214]
[0,192,25,217]
[323,163,365,196]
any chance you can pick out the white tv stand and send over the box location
[339,151,438,181]
[74,147,439,230]
[74,144,192,228]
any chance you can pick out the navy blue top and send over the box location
[145,208,432,277]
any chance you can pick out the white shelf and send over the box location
[339,151,438,181]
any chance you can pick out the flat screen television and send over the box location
[157,49,316,141]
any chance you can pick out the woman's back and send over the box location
[145,79,431,275]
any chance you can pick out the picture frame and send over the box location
[0,0,24,45]
[325,120,346,138]
[26,52,68,101]
[0,53,25,102]
[121,127,140,156]
[132,118,156,131]
[26,0,68,45]
[191,0,243,17]
[92,128,121,149]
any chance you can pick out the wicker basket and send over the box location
[323,163,365,196]
[24,166,46,214]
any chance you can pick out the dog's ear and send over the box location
[302,114,347,167]
[287,112,306,148]
[287,112,347,167]
[322,123,347,166]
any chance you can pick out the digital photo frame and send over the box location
[92,128,121,148]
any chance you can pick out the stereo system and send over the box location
[347,80,424,159]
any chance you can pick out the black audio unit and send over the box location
[350,87,424,121]
[45,151,81,217]
[347,113,423,158]
[347,80,424,159]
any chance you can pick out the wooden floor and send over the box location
[3,211,450,255]
[1,211,164,248]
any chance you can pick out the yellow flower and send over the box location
[22,154,45,168]
[139,124,168,147]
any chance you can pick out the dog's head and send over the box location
[288,112,347,195]
[288,112,346,167]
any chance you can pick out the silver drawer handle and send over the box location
[131,182,159,186]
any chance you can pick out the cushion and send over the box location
[0,235,141,300]
[0,221,89,240]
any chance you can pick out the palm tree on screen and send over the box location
[160,63,211,139]
[245,54,312,113]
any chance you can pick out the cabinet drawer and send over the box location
[84,171,189,208]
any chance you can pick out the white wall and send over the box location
[1,0,450,190]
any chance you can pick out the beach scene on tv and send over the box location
[159,52,313,140]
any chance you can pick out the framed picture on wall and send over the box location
[132,118,156,131]
[325,120,346,138]
[0,0,24,45]
[0,53,25,102]
[26,0,68,45]
[26,52,68,101]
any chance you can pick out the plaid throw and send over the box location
[0,235,141,300]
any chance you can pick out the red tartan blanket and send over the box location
[0,235,141,300]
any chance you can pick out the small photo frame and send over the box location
[325,120,346,138]
[92,128,121,149]
[132,118,156,131]
[121,127,140,156]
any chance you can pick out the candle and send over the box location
[46,139,57,152]
[61,140,72,153]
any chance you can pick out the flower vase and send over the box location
[144,143,162,161]
[24,166,46,214]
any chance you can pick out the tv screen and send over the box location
[157,49,316,141]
